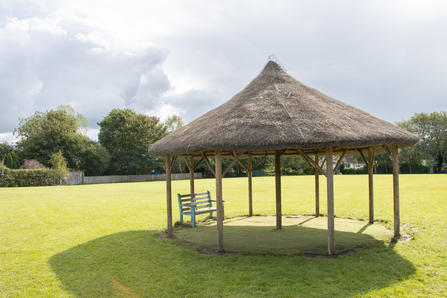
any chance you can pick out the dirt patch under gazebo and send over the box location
[173,216,392,256]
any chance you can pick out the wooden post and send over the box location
[189,156,195,195]
[275,150,282,229]
[392,144,400,237]
[326,147,335,255]
[368,149,375,224]
[248,154,253,217]
[315,153,320,217]
[215,150,224,251]
[166,155,173,236]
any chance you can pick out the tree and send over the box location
[1,142,18,168]
[79,141,110,176]
[374,153,393,174]
[98,108,168,175]
[14,105,89,169]
[164,115,184,132]
[396,119,422,174]
[0,142,14,161]
[397,111,447,172]
[265,155,313,175]
[49,151,69,183]
[165,115,186,174]
[3,152,20,169]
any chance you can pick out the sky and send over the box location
[1,0,447,143]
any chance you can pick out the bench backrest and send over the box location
[177,191,212,212]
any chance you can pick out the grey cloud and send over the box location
[0,16,171,134]
[1,1,447,142]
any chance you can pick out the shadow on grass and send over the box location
[174,217,394,255]
[49,230,416,297]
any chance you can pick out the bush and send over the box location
[0,165,59,187]
[341,166,368,175]
[49,151,69,183]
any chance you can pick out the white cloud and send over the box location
[1,0,447,143]
[0,13,172,136]
[0,133,18,144]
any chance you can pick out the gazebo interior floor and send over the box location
[173,216,392,255]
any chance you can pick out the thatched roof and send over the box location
[149,60,418,156]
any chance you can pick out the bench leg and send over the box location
[192,213,196,228]
[180,213,183,224]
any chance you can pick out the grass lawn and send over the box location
[0,174,446,297]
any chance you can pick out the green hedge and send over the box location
[0,165,60,187]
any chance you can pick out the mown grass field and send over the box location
[0,174,446,297]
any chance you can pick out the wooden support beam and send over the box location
[252,155,268,171]
[189,156,195,195]
[183,157,192,172]
[166,155,173,236]
[202,153,216,177]
[170,156,177,167]
[321,157,327,168]
[357,149,368,167]
[275,150,282,229]
[334,149,348,172]
[392,144,400,237]
[315,153,320,217]
[222,153,243,178]
[382,145,394,162]
[301,152,314,169]
[368,148,375,224]
[235,158,249,172]
[215,150,224,251]
[297,149,327,177]
[327,147,335,255]
[248,154,253,217]
[194,157,205,171]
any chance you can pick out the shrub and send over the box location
[49,152,69,184]
[341,166,368,175]
[0,165,59,187]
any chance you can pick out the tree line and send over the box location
[1,105,183,176]
[1,107,446,176]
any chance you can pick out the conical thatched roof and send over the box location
[149,60,418,156]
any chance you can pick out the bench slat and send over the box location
[178,191,208,198]
[180,196,208,202]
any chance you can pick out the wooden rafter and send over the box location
[202,153,216,177]
[223,152,243,178]
[301,153,314,169]
[356,149,368,167]
[183,157,193,172]
[235,152,249,172]
[193,157,205,170]
[334,149,348,172]
[297,149,327,177]
[252,155,268,171]
[382,145,395,163]
[320,157,327,167]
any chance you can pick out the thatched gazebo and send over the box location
[149,59,419,255]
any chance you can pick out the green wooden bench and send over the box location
[177,190,225,228]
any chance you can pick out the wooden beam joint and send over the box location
[297,149,327,177]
